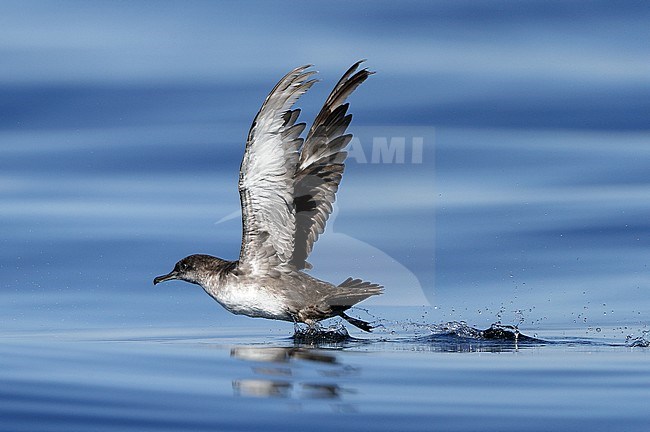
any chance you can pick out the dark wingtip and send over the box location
[351,59,376,75]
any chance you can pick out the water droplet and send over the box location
[596,328,601,332]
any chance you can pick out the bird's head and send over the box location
[153,254,231,286]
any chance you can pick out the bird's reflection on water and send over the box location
[229,323,543,403]
[231,346,358,404]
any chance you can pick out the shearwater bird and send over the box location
[153,61,382,331]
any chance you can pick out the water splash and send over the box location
[288,315,546,351]
[627,330,650,348]
[419,321,543,343]
[292,322,351,345]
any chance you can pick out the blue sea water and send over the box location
[1,1,650,431]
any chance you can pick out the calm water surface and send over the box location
[2,1,650,431]
[1,323,649,432]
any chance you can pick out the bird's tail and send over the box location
[333,277,383,304]
[330,277,383,332]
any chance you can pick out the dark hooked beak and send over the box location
[153,270,179,285]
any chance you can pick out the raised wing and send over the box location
[291,61,373,270]
[238,66,316,276]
